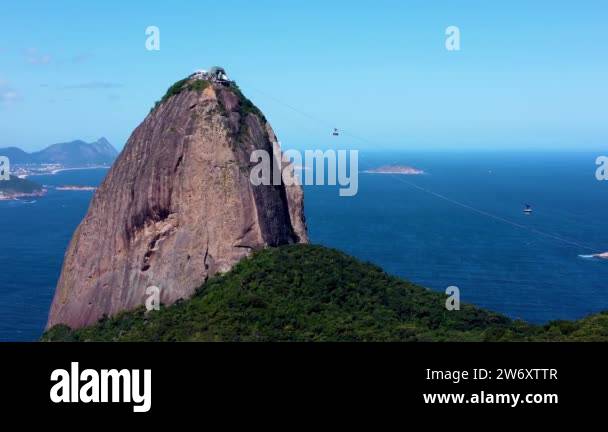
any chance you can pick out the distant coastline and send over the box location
[1,164,108,200]
[16,164,111,179]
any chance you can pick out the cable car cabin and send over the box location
[209,66,230,85]
[332,128,340,136]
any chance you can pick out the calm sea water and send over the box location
[1,152,607,341]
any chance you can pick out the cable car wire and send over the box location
[239,81,605,254]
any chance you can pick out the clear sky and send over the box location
[0,0,606,152]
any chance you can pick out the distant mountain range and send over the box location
[0,138,118,166]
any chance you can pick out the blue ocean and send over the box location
[1,152,607,341]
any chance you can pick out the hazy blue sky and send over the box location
[0,0,606,151]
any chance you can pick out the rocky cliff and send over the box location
[47,75,308,329]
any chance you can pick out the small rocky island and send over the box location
[364,165,425,175]
[0,176,46,200]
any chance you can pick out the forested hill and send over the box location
[43,244,608,342]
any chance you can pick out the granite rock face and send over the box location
[47,78,308,329]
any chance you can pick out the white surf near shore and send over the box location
[362,165,425,175]
[579,253,608,260]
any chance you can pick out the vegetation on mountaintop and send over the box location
[228,82,267,122]
[148,76,264,123]
[42,244,608,342]
[150,76,211,113]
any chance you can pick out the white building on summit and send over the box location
[192,66,231,84]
